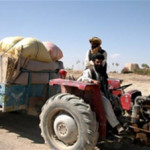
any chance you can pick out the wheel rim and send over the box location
[53,113,78,145]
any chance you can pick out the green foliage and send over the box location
[115,63,119,67]
[121,67,133,74]
[121,67,150,75]
[134,68,150,75]
[141,63,149,69]
[112,62,119,67]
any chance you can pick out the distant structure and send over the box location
[125,63,139,72]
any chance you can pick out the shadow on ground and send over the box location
[0,112,44,144]
[0,112,150,150]
[97,139,150,150]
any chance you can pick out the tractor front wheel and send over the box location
[39,93,99,150]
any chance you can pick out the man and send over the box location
[84,37,107,73]
[78,53,124,134]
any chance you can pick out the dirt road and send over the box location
[0,72,150,150]
[0,112,49,150]
[108,73,150,96]
[0,112,150,150]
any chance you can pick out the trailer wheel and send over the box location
[39,93,99,150]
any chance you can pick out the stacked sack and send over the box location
[0,36,63,84]
[0,36,52,62]
[43,41,63,61]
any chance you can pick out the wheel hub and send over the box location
[57,123,68,136]
[53,113,78,145]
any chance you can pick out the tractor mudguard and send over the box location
[50,78,107,139]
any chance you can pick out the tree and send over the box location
[141,64,149,69]
[115,63,119,67]
[76,60,81,70]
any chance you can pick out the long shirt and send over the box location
[84,47,107,69]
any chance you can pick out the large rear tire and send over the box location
[39,93,99,150]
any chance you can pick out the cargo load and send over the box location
[0,37,52,63]
[43,41,63,61]
[0,36,23,52]
[0,54,63,84]
[13,58,63,85]
[0,53,18,83]
[19,57,63,71]
[0,36,64,84]
[14,71,59,85]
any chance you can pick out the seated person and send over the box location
[78,53,124,134]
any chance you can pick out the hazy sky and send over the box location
[0,0,150,72]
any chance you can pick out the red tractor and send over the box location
[39,70,150,150]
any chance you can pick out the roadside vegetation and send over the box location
[121,63,150,75]
[66,60,150,76]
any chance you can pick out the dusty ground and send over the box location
[108,72,150,96]
[0,112,49,150]
[0,72,150,150]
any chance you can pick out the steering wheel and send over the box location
[112,84,132,91]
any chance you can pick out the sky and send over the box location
[0,0,150,72]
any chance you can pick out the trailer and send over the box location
[0,68,60,115]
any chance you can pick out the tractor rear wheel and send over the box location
[39,93,99,150]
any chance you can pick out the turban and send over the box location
[89,37,102,45]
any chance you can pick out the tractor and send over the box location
[39,70,150,150]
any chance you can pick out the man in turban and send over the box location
[84,37,107,73]
[78,53,124,135]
